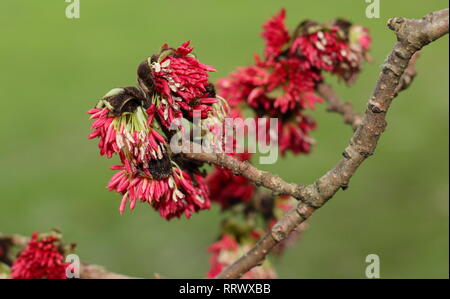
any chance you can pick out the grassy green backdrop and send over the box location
[0,0,448,278]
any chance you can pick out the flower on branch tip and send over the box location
[88,41,223,220]
[137,41,218,129]
[207,153,255,209]
[107,157,210,220]
[88,87,164,163]
[217,9,371,155]
[291,19,372,84]
[262,8,290,59]
[11,231,73,279]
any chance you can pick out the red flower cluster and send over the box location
[262,8,290,59]
[205,192,310,276]
[88,88,166,169]
[11,232,68,279]
[217,9,371,155]
[290,21,371,84]
[207,234,277,279]
[108,163,210,219]
[207,153,255,209]
[89,42,222,220]
[138,41,218,128]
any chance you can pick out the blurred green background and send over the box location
[0,0,448,278]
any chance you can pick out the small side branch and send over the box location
[317,51,420,131]
[317,83,362,130]
[184,152,305,199]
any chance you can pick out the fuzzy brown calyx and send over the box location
[101,86,147,116]
[205,83,216,98]
[137,60,155,97]
[148,152,173,180]
[331,18,353,39]
[137,48,174,96]
[293,20,321,38]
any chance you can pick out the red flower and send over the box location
[107,163,210,220]
[88,107,118,158]
[89,43,223,220]
[291,28,350,72]
[217,63,269,108]
[217,10,371,155]
[207,153,255,209]
[207,234,238,278]
[278,114,316,155]
[291,21,371,84]
[218,58,322,116]
[88,87,167,167]
[89,105,167,172]
[138,41,218,129]
[265,58,323,113]
[350,25,371,52]
[336,25,372,84]
[254,112,316,156]
[207,234,277,279]
[11,232,69,279]
[262,8,290,59]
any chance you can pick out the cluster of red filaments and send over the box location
[207,153,255,210]
[88,42,222,220]
[217,9,371,155]
[10,232,69,279]
[150,42,219,127]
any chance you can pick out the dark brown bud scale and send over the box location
[103,87,146,116]
[205,83,216,98]
[137,60,155,97]
[293,20,320,37]
[331,19,353,39]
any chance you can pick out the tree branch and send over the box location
[79,263,136,279]
[184,152,305,199]
[395,51,420,93]
[317,83,363,130]
[189,8,449,279]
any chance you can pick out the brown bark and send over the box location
[317,83,363,130]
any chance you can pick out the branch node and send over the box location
[359,151,374,158]
[342,150,351,159]
[382,62,403,77]
[368,101,386,113]
[296,204,315,219]
[387,17,405,34]
[271,230,287,242]
[393,48,410,60]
